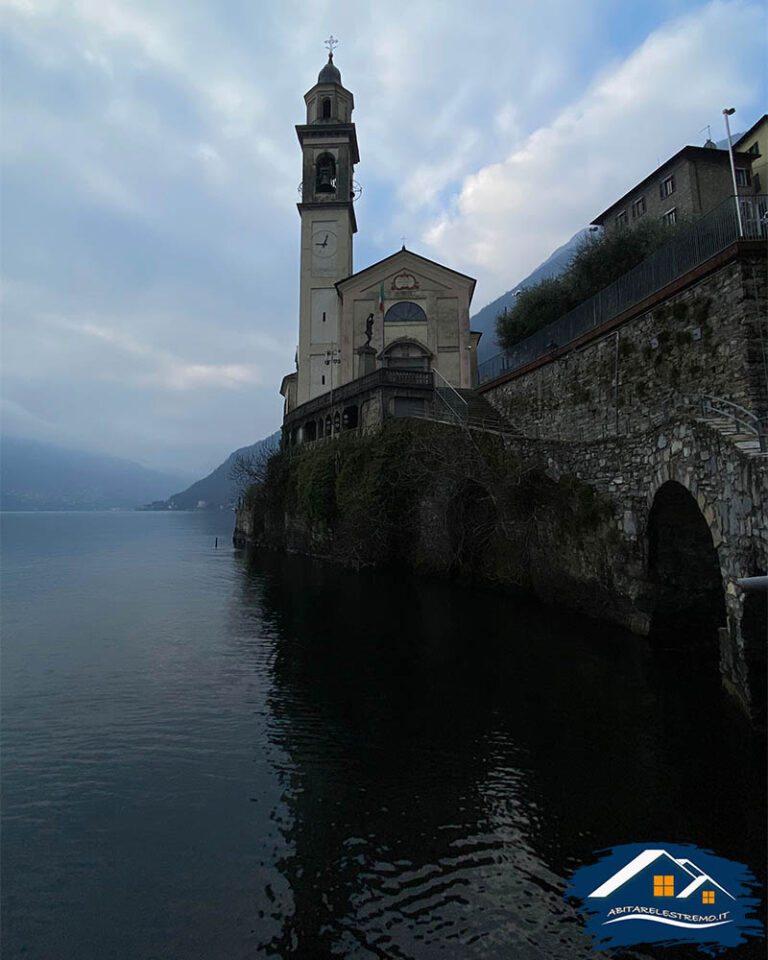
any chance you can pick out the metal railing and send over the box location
[701,394,766,451]
[284,367,434,424]
[479,194,768,384]
[432,366,469,424]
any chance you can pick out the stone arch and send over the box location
[645,455,725,574]
[447,478,498,572]
[646,479,726,656]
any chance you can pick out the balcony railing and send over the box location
[284,367,434,424]
[479,194,768,385]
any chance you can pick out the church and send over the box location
[280,45,480,444]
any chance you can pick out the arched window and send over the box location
[322,98,331,119]
[342,405,359,429]
[384,301,427,324]
[315,153,336,194]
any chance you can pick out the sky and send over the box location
[1,0,765,476]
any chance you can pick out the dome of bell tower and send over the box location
[318,53,341,85]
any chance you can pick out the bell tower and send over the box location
[295,39,359,405]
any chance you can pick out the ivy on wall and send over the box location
[241,421,618,584]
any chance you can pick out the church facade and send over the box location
[281,50,479,443]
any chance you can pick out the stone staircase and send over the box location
[455,389,514,433]
[698,415,768,458]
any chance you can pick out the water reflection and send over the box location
[238,549,765,959]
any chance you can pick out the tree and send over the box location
[496,218,684,351]
[229,446,275,497]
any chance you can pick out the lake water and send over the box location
[1,511,764,959]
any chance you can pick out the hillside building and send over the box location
[280,49,479,443]
[591,142,758,235]
[733,113,767,194]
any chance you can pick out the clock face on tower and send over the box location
[312,227,337,259]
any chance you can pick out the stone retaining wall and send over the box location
[482,252,766,441]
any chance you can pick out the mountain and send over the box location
[0,436,188,511]
[471,229,588,364]
[167,431,281,511]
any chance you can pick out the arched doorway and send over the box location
[381,338,431,372]
[647,481,726,655]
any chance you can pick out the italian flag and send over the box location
[378,282,385,313]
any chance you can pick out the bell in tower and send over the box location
[315,152,336,194]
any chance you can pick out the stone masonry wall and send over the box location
[483,252,767,441]
[479,249,767,718]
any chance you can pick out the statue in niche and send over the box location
[315,153,336,194]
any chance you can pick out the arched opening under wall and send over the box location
[447,479,498,573]
[647,481,726,658]
[304,420,317,442]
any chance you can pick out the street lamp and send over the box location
[722,107,744,237]
[324,346,341,436]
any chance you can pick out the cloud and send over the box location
[1,0,764,473]
[421,0,766,302]
[6,313,264,391]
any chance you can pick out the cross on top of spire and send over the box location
[324,35,339,58]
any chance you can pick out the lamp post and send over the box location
[722,107,744,237]
[325,346,341,436]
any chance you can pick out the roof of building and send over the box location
[733,113,767,152]
[335,247,477,299]
[317,54,341,85]
[591,144,753,225]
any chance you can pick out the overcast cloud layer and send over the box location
[1,0,765,474]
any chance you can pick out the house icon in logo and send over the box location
[589,849,735,911]
[567,842,762,951]
[589,850,735,904]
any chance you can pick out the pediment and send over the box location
[336,249,476,299]
[358,268,449,296]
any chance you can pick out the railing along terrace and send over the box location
[479,194,768,385]
[701,394,767,452]
[432,366,469,423]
